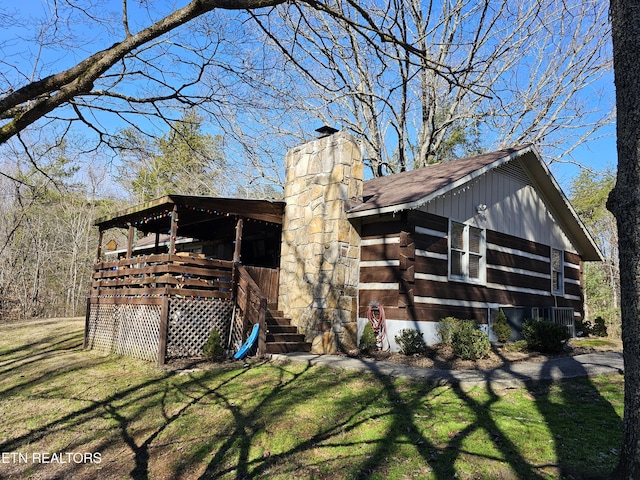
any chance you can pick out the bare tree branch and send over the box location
[0,0,286,145]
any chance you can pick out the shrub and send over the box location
[359,322,377,353]
[491,309,512,343]
[395,329,427,355]
[592,316,608,337]
[575,318,593,337]
[452,320,491,360]
[522,318,570,353]
[202,328,224,360]
[437,317,463,346]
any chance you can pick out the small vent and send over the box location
[495,160,532,187]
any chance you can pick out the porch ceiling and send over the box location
[95,195,285,238]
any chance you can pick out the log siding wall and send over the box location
[358,210,584,324]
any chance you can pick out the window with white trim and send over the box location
[449,221,485,283]
[551,248,564,295]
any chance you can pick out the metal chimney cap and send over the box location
[315,125,339,137]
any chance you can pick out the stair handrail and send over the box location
[233,263,267,356]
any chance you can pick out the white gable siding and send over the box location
[419,161,577,253]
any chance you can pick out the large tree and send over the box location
[0,0,450,151]
[1,0,613,181]
[0,0,452,191]
[252,0,613,174]
[607,0,640,477]
[0,0,287,146]
[116,110,226,201]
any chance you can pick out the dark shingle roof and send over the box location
[348,145,533,216]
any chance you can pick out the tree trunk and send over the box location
[608,0,640,477]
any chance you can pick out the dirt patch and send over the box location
[344,338,623,371]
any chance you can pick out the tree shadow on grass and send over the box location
[354,363,546,480]
[187,359,551,480]
[525,357,623,479]
[0,338,254,479]
[0,318,625,480]
[485,348,624,479]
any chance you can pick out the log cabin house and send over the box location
[349,144,602,347]
[85,130,602,363]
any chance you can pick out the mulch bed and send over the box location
[347,339,622,371]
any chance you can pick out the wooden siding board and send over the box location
[555,296,583,313]
[565,283,583,297]
[407,210,448,231]
[414,256,448,276]
[358,290,399,310]
[565,251,582,264]
[414,235,448,255]
[413,278,550,307]
[486,251,550,274]
[486,269,550,291]
[361,220,404,237]
[406,305,489,323]
[361,243,400,261]
[360,266,402,283]
[487,230,551,257]
[358,305,408,319]
[565,267,581,282]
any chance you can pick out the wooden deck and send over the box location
[89,254,235,304]
[86,253,308,362]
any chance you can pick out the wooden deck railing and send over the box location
[90,254,235,303]
[234,264,267,356]
[243,265,280,306]
[89,253,277,358]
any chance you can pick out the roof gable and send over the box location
[348,145,602,261]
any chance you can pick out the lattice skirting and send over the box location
[228,310,245,354]
[167,297,237,358]
[87,298,243,362]
[86,303,161,362]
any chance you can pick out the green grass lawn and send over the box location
[0,318,623,479]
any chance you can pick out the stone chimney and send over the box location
[278,130,363,353]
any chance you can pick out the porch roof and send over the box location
[95,195,285,239]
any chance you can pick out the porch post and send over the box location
[96,229,103,262]
[158,296,169,366]
[126,225,134,258]
[233,218,243,263]
[170,205,178,255]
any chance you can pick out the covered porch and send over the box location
[85,195,292,365]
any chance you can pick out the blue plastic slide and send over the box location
[233,323,260,360]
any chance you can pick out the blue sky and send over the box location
[551,124,617,191]
[1,0,618,196]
